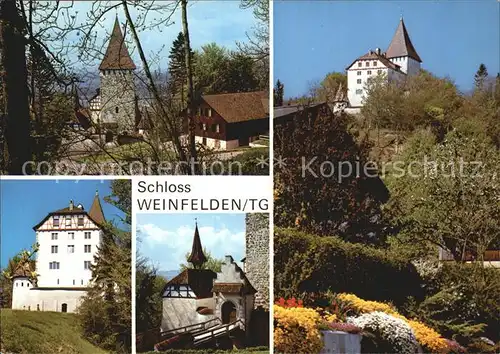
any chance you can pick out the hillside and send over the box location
[0,309,108,354]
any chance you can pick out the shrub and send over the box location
[274,305,323,354]
[274,228,424,305]
[348,312,419,354]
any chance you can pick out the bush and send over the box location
[274,228,424,305]
[274,305,323,354]
[348,312,419,354]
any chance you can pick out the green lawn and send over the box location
[0,309,108,354]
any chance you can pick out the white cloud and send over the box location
[137,222,245,271]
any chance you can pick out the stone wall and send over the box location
[244,213,270,309]
[99,70,136,132]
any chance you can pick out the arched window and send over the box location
[61,303,68,313]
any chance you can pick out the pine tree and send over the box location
[168,32,193,106]
[274,79,284,106]
[474,63,488,90]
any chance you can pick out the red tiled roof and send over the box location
[202,91,269,123]
[212,283,243,293]
[99,17,136,70]
[346,51,403,72]
[164,269,216,298]
[88,192,106,225]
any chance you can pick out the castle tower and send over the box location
[187,221,207,269]
[99,17,137,133]
[11,264,34,310]
[385,18,422,76]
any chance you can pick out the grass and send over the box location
[0,309,108,354]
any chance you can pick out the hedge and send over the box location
[274,228,424,306]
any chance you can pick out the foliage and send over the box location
[274,297,303,308]
[274,228,424,305]
[315,72,347,102]
[0,309,107,354]
[337,293,399,316]
[348,312,419,354]
[78,180,132,353]
[168,32,193,106]
[274,79,284,107]
[386,129,500,262]
[474,63,488,90]
[209,147,269,176]
[323,322,363,334]
[274,106,390,243]
[274,304,323,354]
[179,247,223,272]
[135,256,167,335]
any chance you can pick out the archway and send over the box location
[61,303,68,313]
[221,301,236,324]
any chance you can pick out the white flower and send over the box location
[347,312,419,354]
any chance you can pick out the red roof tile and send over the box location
[202,91,269,123]
[99,17,136,70]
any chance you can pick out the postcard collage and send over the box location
[0,1,499,353]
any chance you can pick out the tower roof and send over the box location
[88,190,106,225]
[99,17,136,70]
[187,222,207,269]
[385,18,422,62]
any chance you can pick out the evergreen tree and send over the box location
[474,63,488,90]
[225,52,259,93]
[274,79,284,106]
[78,180,132,353]
[168,32,193,106]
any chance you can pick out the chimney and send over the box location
[69,200,74,211]
[376,48,381,55]
[369,50,373,55]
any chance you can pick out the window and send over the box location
[208,108,212,117]
[357,62,362,67]
[356,89,363,95]
[84,245,91,253]
[367,70,372,75]
[373,61,377,66]
[21,282,24,287]
[115,107,119,113]
[27,283,30,287]
[51,245,58,254]
[73,279,75,285]
[366,62,370,67]
[357,71,361,76]
[202,123,207,131]
[67,245,74,253]
[197,108,201,116]
[53,215,60,226]
[215,124,220,133]
[68,232,75,240]
[49,262,60,270]
[377,69,382,74]
[51,233,58,240]
[357,79,362,84]
[84,261,91,270]
[78,215,84,226]
[57,279,59,285]
[65,216,71,226]
[84,232,91,240]
[81,279,84,285]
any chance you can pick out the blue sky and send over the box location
[137,213,246,271]
[0,180,125,268]
[51,1,255,72]
[274,1,500,98]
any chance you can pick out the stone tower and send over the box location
[244,213,269,309]
[99,17,137,133]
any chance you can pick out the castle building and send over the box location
[11,192,105,313]
[89,17,140,134]
[346,18,422,109]
[154,215,269,350]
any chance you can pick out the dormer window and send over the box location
[53,215,60,227]
[373,61,377,66]
[78,215,84,226]
[366,61,370,67]
[65,216,71,226]
[357,62,362,67]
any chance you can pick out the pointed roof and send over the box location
[88,190,106,225]
[99,17,136,70]
[187,222,207,269]
[385,18,422,62]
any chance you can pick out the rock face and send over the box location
[244,213,269,309]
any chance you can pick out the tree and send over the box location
[315,72,347,102]
[274,79,284,107]
[168,32,192,106]
[386,129,500,262]
[474,63,488,90]
[179,247,224,272]
[225,52,259,92]
[78,180,131,353]
[274,106,390,244]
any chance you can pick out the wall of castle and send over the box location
[244,213,269,310]
[99,70,136,132]
[12,288,87,313]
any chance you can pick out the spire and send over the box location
[99,17,136,70]
[187,221,207,269]
[385,18,422,62]
[88,190,106,225]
